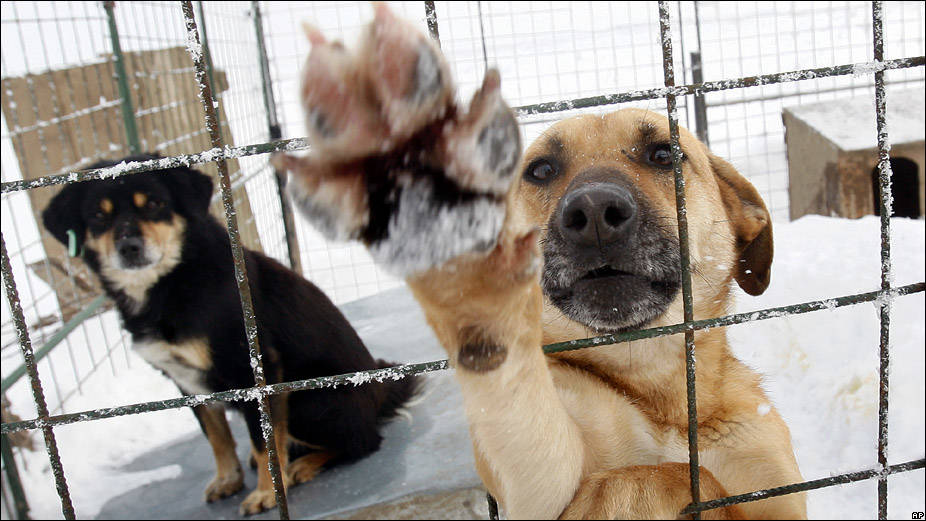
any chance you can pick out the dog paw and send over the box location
[286,460,320,485]
[238,488,278,516]
[359,2,453,139]
[285,451,334,485]
[203,469,244,502]
[276,3,521,277]
[440,69,521,195]
[298,23,389,160]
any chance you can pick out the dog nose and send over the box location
[558,183,637,249]
[117,237,144,262]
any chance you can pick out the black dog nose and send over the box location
[117,237,144,262]
[558,183,637,249]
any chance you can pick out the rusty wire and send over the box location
[0,2,923,520]
[658,2,701,516]
[180,1,289,517]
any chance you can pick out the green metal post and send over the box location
[659,3,700,517]
[1,295,108,395]
[251,0,302,273]
[1,434,30,520]
[103,1,141,154]
[195,1,219,124]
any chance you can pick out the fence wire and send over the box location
[1,0,134,420]
[180,2,290,516]
[0,1,924,520]
[658,2,701,514]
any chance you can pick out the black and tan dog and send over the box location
[42,157,419,515]
[274,5,806,518]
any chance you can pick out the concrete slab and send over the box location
[94,286,483,520]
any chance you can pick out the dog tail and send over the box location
[374,359,423,422]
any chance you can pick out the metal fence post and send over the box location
[871,2,894,519]
[0,234,75,519]
[658,3,701,518]
[1,433,30,520]
[180,2,290,518]
[103,1,141,154]
[691,1,708,145]
[486,492,499,520]
[251,0,302,273]
[424,1,441,47]
[690,51,709,144]
[195,1,218,105]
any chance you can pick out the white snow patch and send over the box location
[730,215,924,519]
[7,346,201,519]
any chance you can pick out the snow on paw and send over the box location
[365,172,506,276]
[280,3,522,278]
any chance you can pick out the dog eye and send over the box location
[146,199,164,211]
[524,159,557,185]
[648,145,674,167]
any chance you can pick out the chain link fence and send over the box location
[1,1,924,519]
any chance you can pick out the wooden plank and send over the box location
[1,47,264,323]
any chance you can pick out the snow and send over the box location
[5,215,923,519]
[757,403,772,417]
[7,339,201,519]
[728,215,925,519]
[782,88,925,152]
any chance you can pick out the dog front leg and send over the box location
[276,6,586,518]
[191,402,244,502]
[407,228,587,520]
[560,463,745,520]
[238,395,291,516]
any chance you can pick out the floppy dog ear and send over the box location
[42,182,90,254]
[709,154,773,296]
[163,167,214,216]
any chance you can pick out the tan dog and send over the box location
[276,5,806,519]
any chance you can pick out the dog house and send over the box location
[783,89,925,220]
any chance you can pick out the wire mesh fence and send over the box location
[0,1,924,520]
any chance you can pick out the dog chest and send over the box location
[133,338,213,395]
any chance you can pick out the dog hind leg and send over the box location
[287,451,336,485]
[559,463,745,520]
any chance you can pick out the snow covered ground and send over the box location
[728,215,925,519]
[5,215,923,519]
